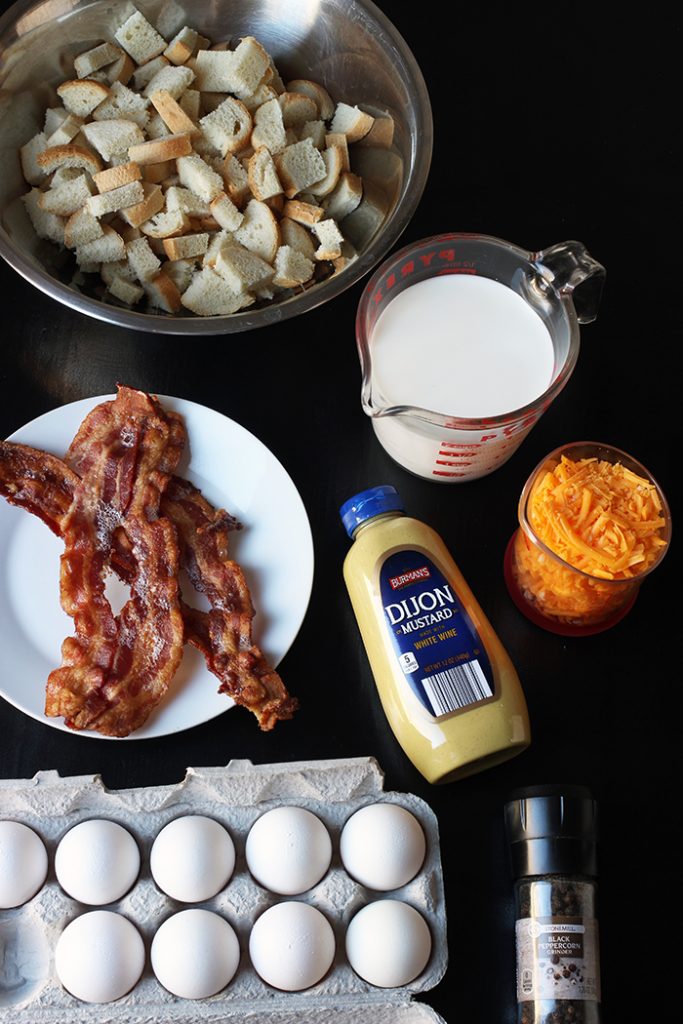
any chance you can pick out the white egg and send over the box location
[249,901,335,991]
[151,909,240,999]
[245,806,332,895]
[345,899,432,987]
[0,820,48,908]
[340,802,426,890]
[150,815,235,902]
[55,819,140,905]
[55,910,145,1003]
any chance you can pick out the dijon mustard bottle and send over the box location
[340,485,530,783]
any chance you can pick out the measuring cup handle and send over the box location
[533,240,606,324]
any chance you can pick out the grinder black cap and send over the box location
[504,784,598,879]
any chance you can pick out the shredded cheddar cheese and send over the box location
[513,455,668,625]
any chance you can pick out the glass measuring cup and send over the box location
[504,441,671,635]
[356,233,605,481]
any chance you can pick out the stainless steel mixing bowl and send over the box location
[0,0,432,335]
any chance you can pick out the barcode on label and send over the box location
[421,661,493,716]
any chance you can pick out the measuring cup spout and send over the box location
[533,240,606,324]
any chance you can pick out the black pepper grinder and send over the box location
[504,785,601,1024]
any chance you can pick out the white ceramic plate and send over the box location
[0,395,314,740]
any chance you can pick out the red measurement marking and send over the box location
[439,442,481,450]
[436,459,473,467]
[432,469,469,477]
[437,268,477,276]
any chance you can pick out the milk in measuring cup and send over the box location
[371,275,554,418]
[368,274,555,480]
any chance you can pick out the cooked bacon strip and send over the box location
[0,441,77,535]
[45,387,186,736]
[161,476,298,730]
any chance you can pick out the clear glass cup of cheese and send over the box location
[505,441,671,634]
[356,234,605,481]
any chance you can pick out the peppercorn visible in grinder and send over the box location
[504,785,601,1024]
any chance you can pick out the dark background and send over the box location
[0,1,678,1021]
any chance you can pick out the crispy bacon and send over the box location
[45,386,186,736]
[161,477,298,730]
[0,388,298,733]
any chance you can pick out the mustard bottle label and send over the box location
[379,550,495,717]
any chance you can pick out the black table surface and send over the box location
[0,2,678,1021]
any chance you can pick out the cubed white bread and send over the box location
[20,132,48,185]
[37,144,102,175]
[272,244,315,288]
[118,182,165,227]
[181,265,255,315]
[81,119,144,161]
[307,145,343,197]
[145,112,171,139]
[192,132,222,158]
[286,79,335,121]
[278,92,318,129]
[329,102,374,142]
[203,229,235,267]
[275,138,326,199]
[93,161,142,192]
[199,96,252,155]
[247,147,283,201]
[341,178,387,245]
[323,171,363,221]
[21,188,65,243]
[40,173,94,216]
[325,131,350,171]
[108,274,145,304]
[142,158,175,183]
[163,26,198,65]
[356,111,395,148]
[209,192,243,231]
[233,197,280,262]
[279,216,316,259]
[132,55,169,91]
[179,88,201,121]
[92,81,150,128]
[46,114,84,147]
[222,153,251,206]
[282,198,324,225]
[74,42,123,79]
[193,50,234,92]
[85,179,140,218]
[126,235,162,282]
[143,64,195,100]
[139,207,190,238]
[128,132,192,164]
[298,119,326,149]
[64,206,103,248]
[241,82,278,114]
[56,79,110,118]
[76,223,125,265]
[162,232,209,260]
[49,166,82,187]
[311,217,344,260]
[228,36,271,100]
[100,258,135,286]
[115,222,141,243]
[145,271,182,312]
[176,152,224,202]
[105,51,135,85]
[215,243,274,292]
[149,89,198,135]
[250,96,287,154]
[163,256,195,291]
[165,184,210,217]
[115,10,167,65]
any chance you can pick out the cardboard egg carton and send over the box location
[0,757,447,1023]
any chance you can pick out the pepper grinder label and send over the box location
[516,916,601,1002]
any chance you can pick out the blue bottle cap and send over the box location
[340,485,405,537]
